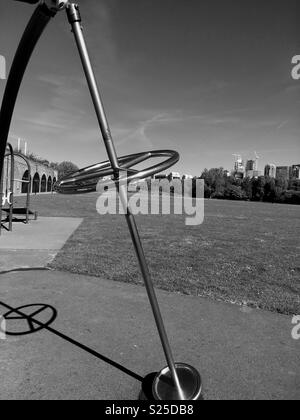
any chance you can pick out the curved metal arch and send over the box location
[0,4,55,178]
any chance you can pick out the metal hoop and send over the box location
[55,150,179,194]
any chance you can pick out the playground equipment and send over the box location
[0,1,202,400]
[0,143,36,235]
[0,143,14,232]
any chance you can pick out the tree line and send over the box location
[193,168,300,205]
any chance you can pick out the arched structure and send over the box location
[41,174,47,193]
[22,170,30,194]
[12,158,58,195]
[32,172,40,194]
[0,147,32,234]
[47,175,52,192]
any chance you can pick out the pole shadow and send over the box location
[0,300,143,384]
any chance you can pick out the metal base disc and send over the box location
[152,363,202,401]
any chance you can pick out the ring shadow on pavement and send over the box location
[0,300,161,398]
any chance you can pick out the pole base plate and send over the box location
[150,363,202,401]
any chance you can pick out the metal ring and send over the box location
[55,149,179,194]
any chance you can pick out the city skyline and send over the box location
[6,136,300,177]
[0,0,299,176]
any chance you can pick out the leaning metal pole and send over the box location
[66,3,184,399]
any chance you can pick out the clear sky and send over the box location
[0,0,299,176]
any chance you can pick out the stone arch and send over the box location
[47,176,52,192]
[32,173,40,194]
[41,174,47,193]
[21,170,30,194]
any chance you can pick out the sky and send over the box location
[0,0,299,176]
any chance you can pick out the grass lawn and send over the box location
[15,193,300,315]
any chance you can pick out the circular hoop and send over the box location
[55,149,179,194]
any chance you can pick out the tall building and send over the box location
[245,160,256,178]
[290,164,300,179]
[276,166,289,180]
[246,160,255,171]
[265,164,276,178]
[232,154,245,178]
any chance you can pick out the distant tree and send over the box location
[282,190,300,205]
[57,161,79,181]
[252,176,266,201]
[196,166,299,204]
[288,179,300,191]
[201,167,225,197]
[275,176,288,191]
[224,184,246,200]
[264,177,276,202]
[274,177,288,202]
[50,162,59,171]
[241,177,253,200]
[204,184,212,198]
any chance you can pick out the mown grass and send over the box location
[16,193,300,315]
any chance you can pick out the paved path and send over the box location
[0,269,299,400]
[0,217,83,272]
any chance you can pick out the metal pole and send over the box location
[66,3,184,399]
[0,166,3,236]
[7,143,14,232]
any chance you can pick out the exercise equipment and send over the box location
[0,144,36,235]
[0,1,202,400]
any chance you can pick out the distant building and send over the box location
[290,164,300,179]
[182,174,193,180]
[168,172,181,181]
[232,154,245,179]
[245,160,254,178]
[264,164,276,178]
[155,174,167,180]
[246,160,255,171]
[276,166,289,180]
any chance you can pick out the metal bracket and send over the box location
[66,3,81,24]
[43,0,69,13]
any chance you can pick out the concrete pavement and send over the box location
[0,269,299,400]
[0,217,83,272]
